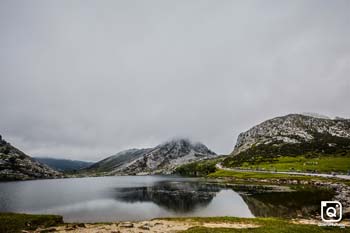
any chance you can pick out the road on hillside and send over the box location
[215,163,350,180]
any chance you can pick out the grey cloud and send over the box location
[0,0,349,161]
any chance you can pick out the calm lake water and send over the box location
[0,176,333,222]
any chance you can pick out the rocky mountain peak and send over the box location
[86,138,216,175]
[157,138,215,156]
[233,114,350,155]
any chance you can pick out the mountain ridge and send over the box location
[85,138,217,175]
[34,157,93,172]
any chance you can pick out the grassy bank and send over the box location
[236,155,350,173]
[208,169,350,186]
[208,169,310,179]
[0,213,63,233]
[1,213,347,233]
[174,217,348,233]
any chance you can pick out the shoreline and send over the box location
[2,213,349,233]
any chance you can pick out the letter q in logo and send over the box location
[321,201,342,223]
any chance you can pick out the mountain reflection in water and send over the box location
[114,182,334,218]
[241,187,334,218]
[114,181,222,212]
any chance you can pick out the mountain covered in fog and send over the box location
[0,135,62,181]
[85,139,217,175]
[34,157,93,172]
[223,114,350,166]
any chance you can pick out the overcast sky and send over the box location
[1,0,349,161]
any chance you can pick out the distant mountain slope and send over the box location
[223,114,350,167]
[85,139,217,175]
[86,148,152,173]
[0,135,62,181]
[34,157,93,172]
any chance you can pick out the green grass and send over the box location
[0,213,63,233]
[207,169,350,186]
[1,213,347,233]
[238,156,350,173]
[169,217,348,233]
[208,170,311,180]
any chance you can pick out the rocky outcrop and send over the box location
[224,114,350,166]
[0,135,62,181]
[233,114,350,155]
[86,139,216,175]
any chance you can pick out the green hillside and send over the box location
[223,132,350,173]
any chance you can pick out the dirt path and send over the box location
[34,219,260,233]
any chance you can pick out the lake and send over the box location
[0,176,333,222]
